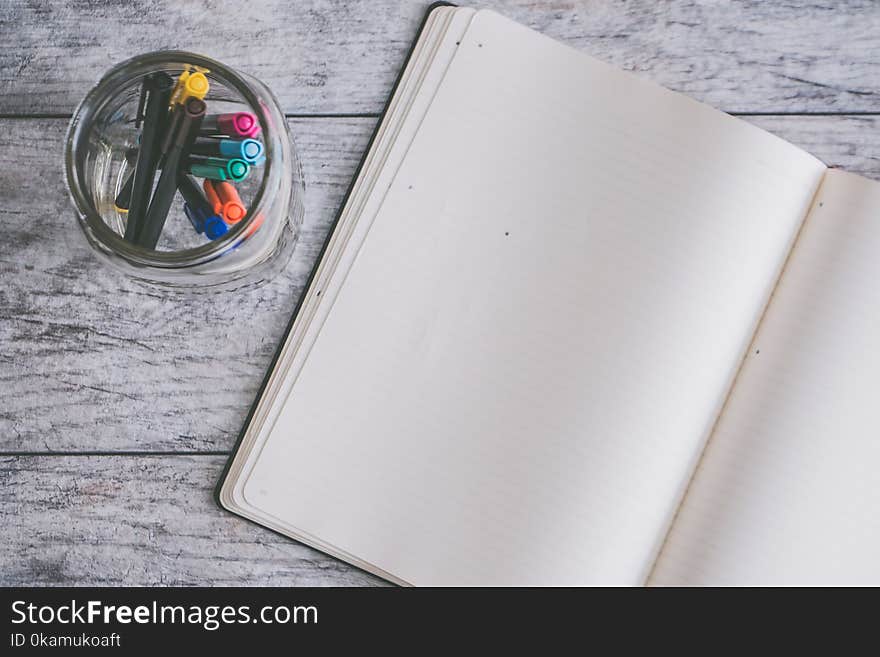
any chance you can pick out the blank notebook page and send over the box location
[241,10,824,585]
[225,5,474,493]
[651,170,880,586]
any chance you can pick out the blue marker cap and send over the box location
[239,139,263,164]
[191,137,264,164]
[204,215,229,240]
[184,203,227,240]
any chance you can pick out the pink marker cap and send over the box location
[217,112,261,138]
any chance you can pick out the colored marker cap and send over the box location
[170,71,187,105]
[213,181,248,224]
[214,180,243,203]
[234,113,257,136]
[241,139,263,163]
[171,70,210,105]
[217,112,261,138]
[222,201,247,224]
[191,157,249,182]
[227,159,249,182]
[204,215,229,240]
[203,179,223,213]
[211,138,263,163]
[184,72,209,100]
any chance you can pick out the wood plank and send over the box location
[0,455,384,585]
[2,115,880,453]
[2,1,879,115]
[746,115,880,175]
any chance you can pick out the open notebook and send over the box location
[217,5,880,585]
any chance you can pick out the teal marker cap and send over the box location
[227,159,249,181]
[188,157,250,182]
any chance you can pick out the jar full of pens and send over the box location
[64,52,304,289]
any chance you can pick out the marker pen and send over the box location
[170,70,210,106]
[190,137,264,164]
[125,72,175,242]
[203,179,247,224]
[187,156,249,182]
[184,203,228,240]
[200,112,261,138]
[178,174,219,222]
[138,96,207,249]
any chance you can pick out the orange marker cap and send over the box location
[213,181,247,225]
[203,179,223,215]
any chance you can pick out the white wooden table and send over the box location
[1,0,878,585]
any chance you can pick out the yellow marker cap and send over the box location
[170,70,210,106]
[183,72,209,100]
[169,71,189,105]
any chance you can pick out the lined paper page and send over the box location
[652,169,880,585]
[242,9,825,585]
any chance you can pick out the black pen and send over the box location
[124,72,174,243]
[137,97,207,249]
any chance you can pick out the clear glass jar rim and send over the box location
[64,51,277,269]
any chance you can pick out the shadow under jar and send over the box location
[65,51,304,290]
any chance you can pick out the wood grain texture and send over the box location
[3,115,880,454]
[0,455,385,585]
[0,117,374,453]
[3,1,880,587]
[746,115,880,176]
[2,1,879,115]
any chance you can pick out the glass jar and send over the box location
[64,51,304,290]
